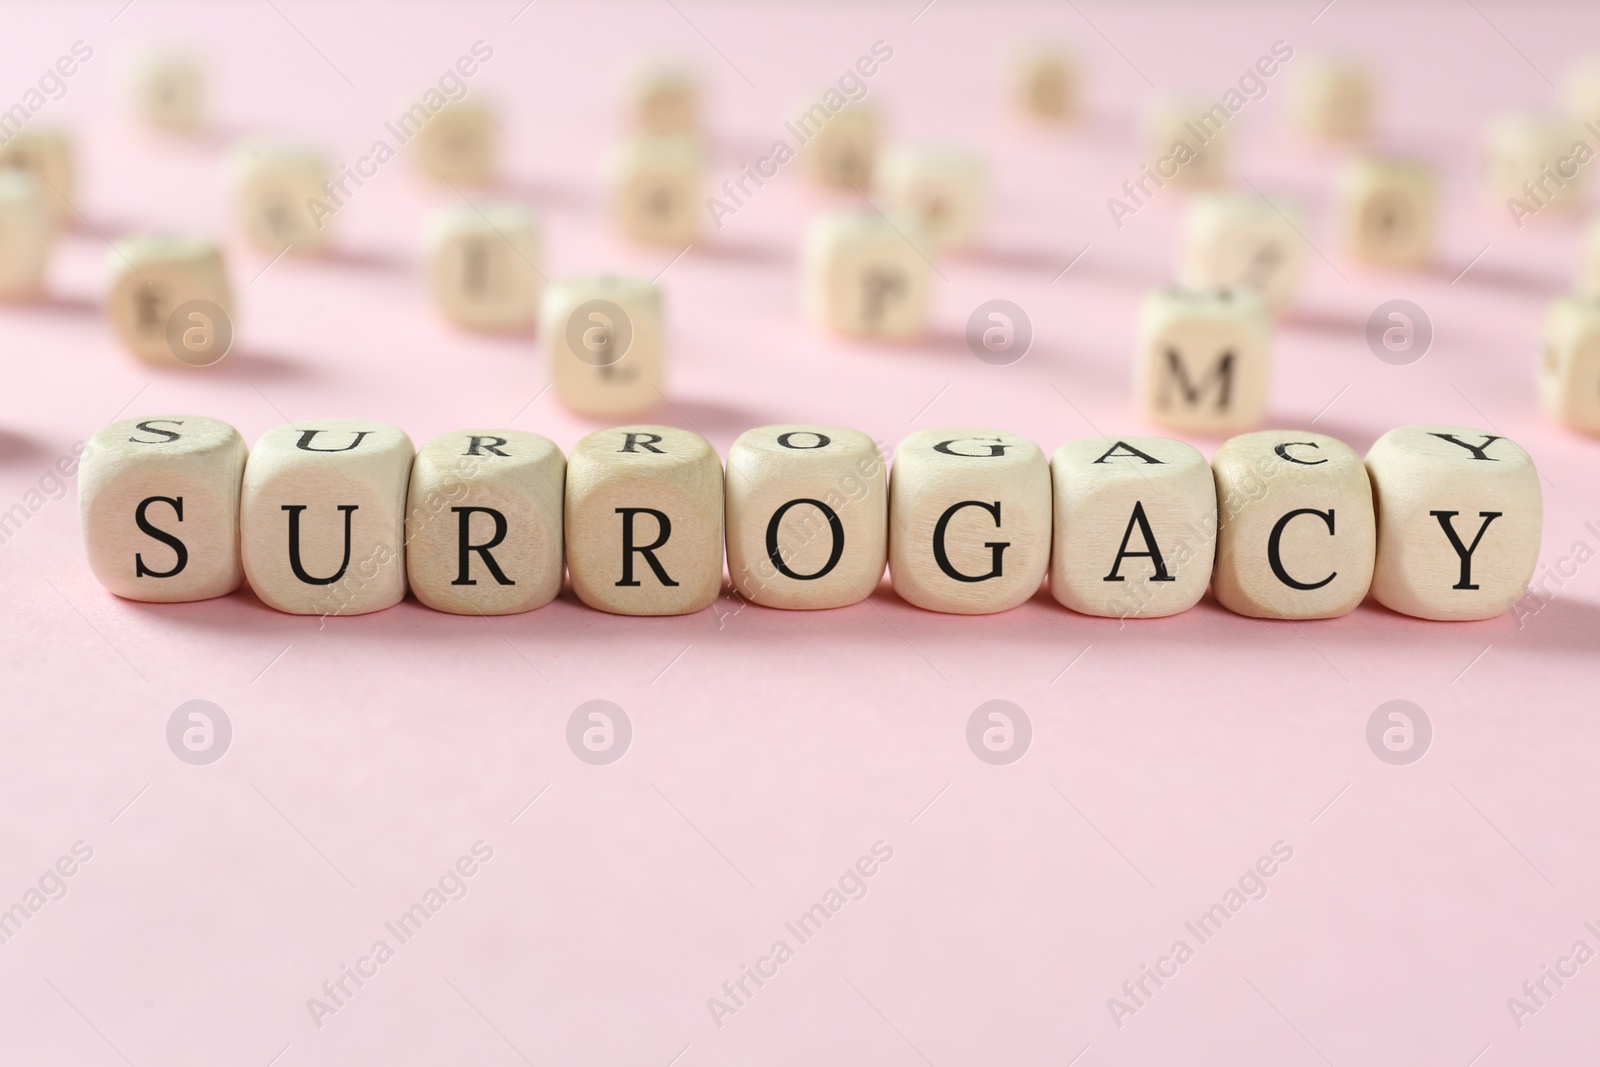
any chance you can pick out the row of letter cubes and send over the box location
[79,417,1541,622]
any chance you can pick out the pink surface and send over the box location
[2,2,1599,1064]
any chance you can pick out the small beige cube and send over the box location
[0,172,53,299]
[879,146,984,252]
[1565,58,1600,125]
[1050,436,1216,619]
[1486,111,1586,214]
[1145,96,1228,187]
[611,135,700,246]
[229,140,331,254]
[1180,191,1305,313]
[798,102,876,189]
[1288,58,1372,142]
[565,425,723,616]
[241,419,414,616]
[1541,295,1600,435]
[632,66,698,134]
[79,416,246,603]
[105,234,233,364]
[1338,157,1436,268]
[1211,431,1375,620]
[406,429,565,615]
[410,100,496,185]
[889,428,1050,615]
[1136,286,1271,435]
[725,425,887,609]
[425,202,542,331]
[1577,217,1600,295]
[0,128,74,227]
[804,212,933,340]
[128,50,205,133]
[1014,48,1077,121]
[1366,427,1542,621]
[542,274,663,419]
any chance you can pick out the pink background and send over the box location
[2,1,1598,1064]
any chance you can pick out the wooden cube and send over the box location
[1338,158,1436,268]
[1049,436,1216,619]
[229,141,331,253]
[725,424,887,609]
[1136,286,1270,435]
[128,50,204,133]
[1180,191,1305,312]
[0,128,74,227]
[79,415,246,603]
[803,212,933,340]
[1014,48,1077,121]
[879,146,984,252]
[611,135,700,246]
[1288,58,1372,142]
[0,172,53,299]
[425,202,542,331]
[105,234,233,364]
[1577,217,1600,295]
[1365,426,1542,621]
[1565,58,1600,125]
[565,424,723,616]
[240,419,414,616]
[1486,112,1586,214]
[1541,295,1600,434]
[889,428,1050,614]
[406,429,565,615]
[1144,97,1228,187]
[799,102,876,188]
[542,274,663,419]
[632,66,697,134]
[411,100,496,185]
[1211,431,1375,620]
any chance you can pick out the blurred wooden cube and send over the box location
[804,212,932,340]
[105,234,233,364]
[425,201,542,331]
[542,274,663,418]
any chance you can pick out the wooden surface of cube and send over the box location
[1566,58,1600,125]
[0,128,74,227]
[1338,158,1436,268]
[632,66,697,134]
[1578,217,1600,296]
[889,428,1050,614]
[542,274,663,418]
[411,100,496,184]
[1015,48,1077,121]
[565,425,723,616]
[879,146,984,252]
[1136,286,1271,434]
[1180,192,1305,312]
[611,135,700,246]
[425,202,541,331]
[129,50,204,133]
[725,424,887,609]
[1144,97,1228,187]
[240,419,414,616]
[799,102,876,188]
[1289,58,1372,142]
[1211,430,1375,620]
[229,141,331,253]
[1365,426,1542,621]
[804,213,932,340]
[1050,436,1216,619]
[406,429,565,615]
[0,171,52,299]
[1485,112,1586,213]
[79,415,246,603]
[105,234,232,364]
[1541,295,1600,435]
